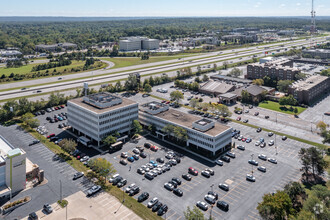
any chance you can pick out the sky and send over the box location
[1,0,330,17]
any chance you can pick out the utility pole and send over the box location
[60,180,62,202]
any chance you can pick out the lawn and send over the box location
[0,60,86,76]
[258,100,306,115]
[102,55,192,69]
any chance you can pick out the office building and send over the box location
[35,43,77,52]
[119,37,159,51]
[247,58,300,81]
[139,102,232,158]
[67,92,139,146]
[0,136,26,199]
[302,49,330,59]
[288,75,330,105]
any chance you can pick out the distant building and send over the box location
[277,30,295,36]
[233,85,274,103]
[259,57,274,64]
[35,43,77,52]
[247,58,300,81]
[199,80,235,96]
[139,102,232,158]
[302,49,330,59]
[119,37,159,51]
[0,136,26,199]
[67,92,139,146]
[187,37,220,45]
[221,34,257,42]
[288,75,330,105]
[0,50,22,57]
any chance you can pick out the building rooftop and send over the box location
[200,80,235,94]
[290,75,329,91]
[0,136,14,157]
[69,93,137,114]
[210,75,252,84]
[140,106,230,136]
[83,92,122,109]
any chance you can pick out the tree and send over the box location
[257,191,294,220]
[189,98,199,109]
[202,74,209,82]
[170,91,184,104]
[88,158,116,183]
[293,108,298,116]
[223,61,229,69]
[184,206,206,220]
[103,135,117,146]
[162,124,175,137]
[195,76,201,83]
[241,90,252,103]
[252,79,264,86]
[284,182,307,212]
[132,120,142,135]
[277,80,293,93]
[143,83,152,93]
[58,139,77,153]
[173,126,188,142]
[75,88,82,97]
[216,104,232,117]
[125,73,139,92]
[21,112,40,128]
[279,95,297,107]
[228,67,242,78]
[213,63,217,72]
[316,121,327,131]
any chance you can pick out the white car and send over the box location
[204,194,216,204]
[147,197,158,208]
[255,141,260,146]
[268,158,278,164]
[258,154,267,160]
[125,183,136,193]
[80,156,90,162]
[132,148,140,154]
[268,140,274,146]
[109,174,120,183]
[246,174,256,182]
[216,160,223,166]
[244,109,249,113]
[121,152,128,158]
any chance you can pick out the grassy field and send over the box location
[102,56,192,69]
[258,101,306,115]
[0,60,86,76]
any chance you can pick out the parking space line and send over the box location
[176,216,182,220]
[248,214,259,220]
[166,210,177,219]
[210,207,223,217]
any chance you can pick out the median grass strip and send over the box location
[258,101,306,115]
[26,127,162,220]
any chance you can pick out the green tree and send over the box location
[189,98,199,109]
[202,74,209,82]
[216,104,232,117]
[228,67,242,78]
[241,90,252,103]
[170,90,184,104]
[132,120,143,135]
[103,135,117,146]
[125,73,139,92]
[284,182,307,212]
[184,206,206,220]
[279,95,297,106]
[253,79,264,86]
[316,121,327,131]
[257,191,294,220]
[143,83,152,93]
[277,80,293,93]
[58,139,77,153]
[162,124,175,137]
[173,126,188,142]
[21,112,40,128]
[75,88,82,97]
[88,158,116,183]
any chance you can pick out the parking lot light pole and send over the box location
[210,184,214,192]
[275,134,278,155]
[251,154,254,175]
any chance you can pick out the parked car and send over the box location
[120,159,127,165]
[152,201,163,212]
[138,192,149,202]
[188,167,198,176]
[182,174,192,181]
[121,152,128,158]
[127,156,135,162]
[201,170,211,178]
[172,177,182,185]
[43,203,53,213]
[237,145,245,151]
[282,136,287,141]
[29,212,38,220]
[73,172,84,180]
[196,201,208,211]
[156,157,164,163]
[204,194,216,204]
[109,174,120,183]
[256,128,262,132]
[164,183,174,191]
[128,186,140,196]
[217,201,229,211]
[157,204,168,216]
[258,166,267,172]
[219,183,229,191]
[147,197,159,208]
[150,145,159,152]
[258,154,267,161]
[140,152,147,158]
[248,160,259,166]
[87,185,101,196]
[246,174,256,182]
[226,152,236,158]
[268,158,278,164]
[205,168,214,175]
[29,140,40,146]
[268,132,274,137]
[112,176,123,186]
[220,156,230,163]
[133,148,140,154]
[216,159,223,166]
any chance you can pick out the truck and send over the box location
[77,136,91,147]
[109,141,123,153]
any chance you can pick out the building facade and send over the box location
[35,43,77,52]
[119,37,159,51]
[302,49,330,59]
[0,136,26,199]
[247,58,300,80]
[288,75,330,105]
[67,92,138,146]
[139,102,232,158]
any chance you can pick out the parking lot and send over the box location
[99,122,303,220]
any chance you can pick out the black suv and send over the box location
[217,201,229,211]
[152,201,163,212]
[157,204,168,216]
[182,174,192,181]
[138,192,149,202]
[172,177,181,185]
[129,186,140,196]
[173,188,183,197]
[220,156,230,163]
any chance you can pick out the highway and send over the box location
[0,36,327,101]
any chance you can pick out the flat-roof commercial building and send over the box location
[119,37,160,51]
[0,136,26,199]
[199,80,235,96]
[247,58,300,81]
[139,102,232,158]
[302,49,330,59]
[35,43,77,52]
[67,92,139,146]
[288,75,330,105]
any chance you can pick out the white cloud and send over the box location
[296,3,301,6]
[254,2,261,8]
[279,4,286,8]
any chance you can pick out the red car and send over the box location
[242,138,246,142]
[150,146,159,152]
[165,101,170,104]
[236,117,241,121]
[55,107,59,110]
[188,167,198,176]
[47,133,55,139]
[60,105,65,108]
[161,100,166,103]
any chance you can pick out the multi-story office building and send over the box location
[119,37,159,51]
[0,136,26,199]
[67,92,138,146]
[302,49,330,59]
[247,58,300,80]
[35,43,77,52]
[288,75,330,105]
[139,102,232,158]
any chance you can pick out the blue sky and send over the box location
[1,0,329,17]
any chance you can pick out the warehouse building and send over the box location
[67,92,139,146]
[288,75,330,105]
[0,136,27,199]
[139,102,232,158]
[35,43,77,52]
[119,37,159,51]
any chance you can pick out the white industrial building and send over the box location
[139,102,232,158]
[0,136,26,199]
[119,37,159,51]
[67,92,139,146]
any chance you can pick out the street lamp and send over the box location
[251,154,254,175]
[275,133,278,155]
